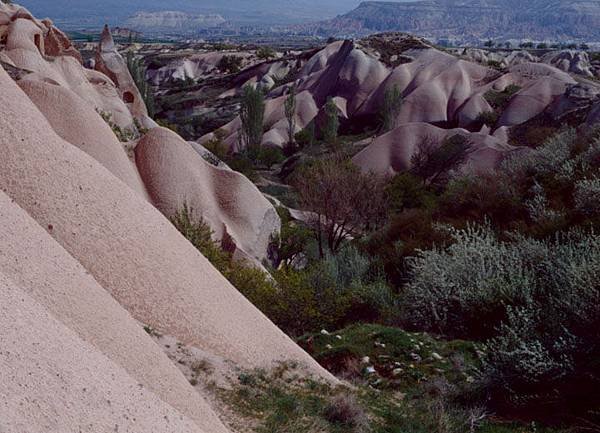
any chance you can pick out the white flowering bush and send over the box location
[525,181,565,224]
[402,224,538,338]
[402,224,600,411]
[501,129,576,178]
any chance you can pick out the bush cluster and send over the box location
[402,223,600,417]
[171,205,399,337]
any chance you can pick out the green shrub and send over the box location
[476,111,499,128]
[156,119,179,134]
[125,51,155,117]
[322,97,339,146]
[440,171,524,228]
[323,395,369,432]
[202,130,229,161]
[227,153,256,180]
[256,146,285,168]
[276,221,312,267]
[386,172,436,213]
[574,176,600,216]
[478,230,600,416]
[295,124,315,147]
[411,134,472,185]
[487,60,503,69]
[256,46,276,60]
[402,223,534,339]
[218,55,243,74]
[483,85,521,111]
[169,204,230,272]
[171,205,397,336]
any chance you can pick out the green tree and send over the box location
[322,97,339,147]
[239,85,265,154]
[125,51,155,118]
[410,134,472,185]
[294,156,387,257]
[284,85,297,148]
[380,85,403,132]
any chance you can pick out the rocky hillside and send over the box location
[313,0,600,42]
[0,3,337,431]
[199,32,600,177]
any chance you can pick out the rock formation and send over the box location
[136,127,280,266]
[0,4,331,431]
[95,24,149,122]
[202,33,583,175]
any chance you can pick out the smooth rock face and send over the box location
[0,4,335,430]
[0,272,207,433]
[0,191,229,433]
[136,127,281,267]
[18,79,149,198]
[1,11,136,129]
[352,122,516,175]
[0,62,331,380]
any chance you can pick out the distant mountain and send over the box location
[16,0,383,27]
[312,0,600,42]
[124,11,226,34]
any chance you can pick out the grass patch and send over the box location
[219,349,568,433]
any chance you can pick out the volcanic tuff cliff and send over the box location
[315,0,600,41]
[0,3,335,431]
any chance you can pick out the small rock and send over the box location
[335,335,343,340]
[410,353,422,362]
[432,352,443,361]
[392,368,403,376]
[374,341,386,348]
[325,344,333,350]
[409,364,415,369]
[320,329,330,335]
[361,356,371,364]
